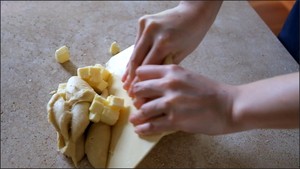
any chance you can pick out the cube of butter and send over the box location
[94,94,109,106]
[100,106,120,126]
[89,112,101,123]
[89,99,104,113]
[109,41,120,56]
[94,80,108,93]
[89,67,102,85]
[107,95,124,110]
[77,66,91,80]
[55,45,70,63]
[94,64,111,81]
[89,99,104,123]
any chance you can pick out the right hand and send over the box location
[122,1,223,95]
[129,65,235,136]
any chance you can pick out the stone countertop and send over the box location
[1,1,299,168]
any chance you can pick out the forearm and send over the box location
[179,1,223,26]
[231,72,299,131]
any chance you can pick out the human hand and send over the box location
[129,65,236,136]
[122,1,223,95]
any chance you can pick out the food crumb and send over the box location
[49,90,56,95]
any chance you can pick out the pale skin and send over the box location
[122,1,300,135]
[122,1,223,91]
[129,65,299,135]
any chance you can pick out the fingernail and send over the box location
[123,79,130,90]
[128,86,133,97]
[122,75,126,82]
[129,114,135,123]
[133,98,144,109]
[135,123,150,135]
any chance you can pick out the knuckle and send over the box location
[144,20,159,34]
[167,113,176,125]
[147,122,155,131]
[161,77,180,90]
[132,83,140,94]
[157,32,171,45]
[162,97,173,110]
[130,58,140,69]
[168,64,183,72]
[138,15,148,26]
[140,104,149,116]
[135,66,143,76]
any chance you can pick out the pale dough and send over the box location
[85,122,111,168]
[47,76,95,166]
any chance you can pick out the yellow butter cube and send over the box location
[101,68,111,82]
[89,67,102,84]
[95,80,108,93]
[100,106,119,125]
[107,95,124,110]
[94,64,111,81]
[89,99,104,113]
[89,95,106,122]
[89,100,104,123]
[55,45,70,63]
[77,66,91,80]
[109,41,120,56]
[89,112,101,123]
[94,94,109,106]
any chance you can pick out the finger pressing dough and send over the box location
[85,122,111,168]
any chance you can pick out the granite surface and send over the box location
[1,1,299,168]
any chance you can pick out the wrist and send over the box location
[222,84,250,133]
[178,1,223,33]
[179,1,223,16]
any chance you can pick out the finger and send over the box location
[123,35,152,90]
[135,65,166,81]
[134,116,172,136]
[126,39,170,88]
[128,76,139,97]
[135,15,146,45]
[129,98,169,125]
[122,16,146,83]
[122,69,129,82]
[132,79,164,98]
[141,40,170,67]
[133,97,146,109]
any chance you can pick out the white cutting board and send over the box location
[105,45,167,168]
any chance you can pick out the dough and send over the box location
[85,122,111,168]
[47,76,95,166]
[66,76,96,104]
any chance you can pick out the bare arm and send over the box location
[231,72,299,131]
[129,65,299,135]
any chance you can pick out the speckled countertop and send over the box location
[1,1,299,168]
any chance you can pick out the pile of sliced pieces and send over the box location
[47,63,125,168]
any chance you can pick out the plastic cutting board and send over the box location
[105,45,168,168]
